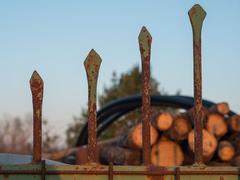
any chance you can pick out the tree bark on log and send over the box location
[43,148,78,161]
[76,137,123,164]
[100,145,141,165]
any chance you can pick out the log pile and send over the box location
[53,102,240,166]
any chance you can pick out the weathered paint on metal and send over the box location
[138,26,152,166]
[30,71,44,163]
[41,160,46,180]
[1,165,240,179]
[108,162,113,180]
[188,4,206,165]
[84,49,102,163]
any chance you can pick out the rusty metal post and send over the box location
[84,49,102,163]
[138,26,152,165]
[30,71,44,163]
[188,4,206,165]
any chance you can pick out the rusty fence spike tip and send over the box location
[188,4,206,16]
[138,27,152,59]
[30,71,43,83]
[84,50,102,68]
[188,4,206,34]
[84,49,102,163]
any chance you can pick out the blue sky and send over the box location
[0,1,239,137]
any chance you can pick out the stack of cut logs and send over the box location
[47,102,240,166]
[74,102,240,166]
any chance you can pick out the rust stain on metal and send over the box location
[41,160,46,180]
[219,176,224,180]
[84,49,102,163]
[139,26,152,166]
[108,152,114,180]
[3,174,9,180]
[147,166,167,180]
[148,176,164,180]
[30,71,44,163]
[108,162,113,180]
[175,167,180,180]
[188,4,206,165]
[1,167,240,176]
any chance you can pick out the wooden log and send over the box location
[208,102,230,115]
[207,161,230,166]
[206,113,228,139]
[151,140,184,166]
[44,148,78,161]
[165,114,192,141]
[76,145,89,164]
[180,140,194,165]
[45,137,124,162]
[76,137,123,164]
[227,133,240,155]
[229,115,240,132]
[188,129,217,162]
[187,107,208,125]
[218,141,235,162]
[100,145,141,165]
[151,112,173,131]
[122,123,159,149]
[231,155,240,166]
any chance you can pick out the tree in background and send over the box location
[65,65,164,147]
[0,115,60,154]
[98,66,160,107]
[0,116,32,154]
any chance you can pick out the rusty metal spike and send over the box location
[138,26,152,165]
[30,71,44,163]
[138,26,152,59]
[189,4,206,40]
[84,49,102,163]
[189,4,206,166]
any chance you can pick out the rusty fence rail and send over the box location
[1,3,240,180]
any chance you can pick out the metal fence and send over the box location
[0,4,240,180]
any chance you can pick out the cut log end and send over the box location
[151,140,184,166]
[206,113,228,138]
[168,115,192,141]
[209,102,230,115]
[124,123,159,149]
[229,115,240,132]
[188,129,217,162]
[153,112,173,131]
[218,141,235,162]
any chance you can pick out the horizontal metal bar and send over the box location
[1,169,240,176]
